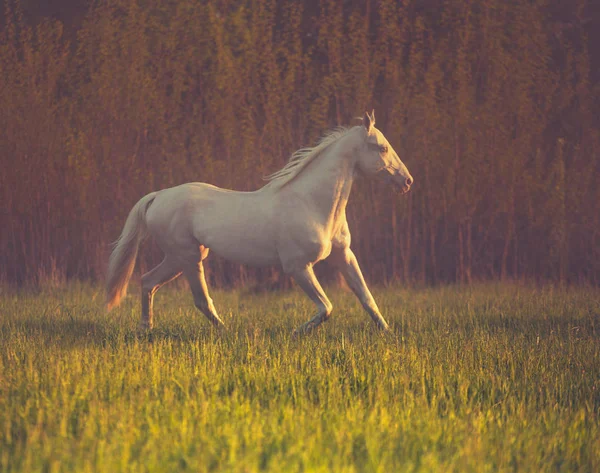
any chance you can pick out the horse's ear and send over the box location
[363,111,374,133]
[370,109,376,124]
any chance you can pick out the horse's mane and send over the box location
[264,127,352,189]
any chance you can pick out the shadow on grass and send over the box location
[3,309,597,350]
[0,316,301,349]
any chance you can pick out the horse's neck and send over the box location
[285,138,356,225]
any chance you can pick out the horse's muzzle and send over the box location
[391,173,413,194]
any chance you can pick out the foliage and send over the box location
[0,0,598,285]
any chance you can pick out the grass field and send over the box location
[0,283,599,472]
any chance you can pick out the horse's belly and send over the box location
[214,244,279,266]
[197,202,280,267]
[207,236,280,267]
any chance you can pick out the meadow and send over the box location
[0,283,598,472]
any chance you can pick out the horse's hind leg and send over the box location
[141,257,182,329]
[183,258,225,328]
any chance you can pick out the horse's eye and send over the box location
[379,145,388,153]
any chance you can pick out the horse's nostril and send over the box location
[406,176,413,186]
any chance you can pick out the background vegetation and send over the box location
[1,284,599,472]
[1,0,598,286]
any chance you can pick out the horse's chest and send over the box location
[301,237,332,262]
[277,220,334,272]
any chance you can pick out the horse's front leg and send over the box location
[329,247,390,331]
[290,265,333,335]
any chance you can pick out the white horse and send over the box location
[106,111,413,333]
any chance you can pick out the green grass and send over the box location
[0,283,599,472]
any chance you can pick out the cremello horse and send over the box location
[106,111,413,333]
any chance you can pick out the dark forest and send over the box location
[1,0,598,286]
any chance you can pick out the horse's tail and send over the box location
[106,192,157,310]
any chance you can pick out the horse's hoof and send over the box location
[292,322,316,337]
[138,322,153,332]
[374,318,390,331]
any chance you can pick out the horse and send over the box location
[106,111,413,333]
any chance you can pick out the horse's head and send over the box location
[355,111,413,194]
